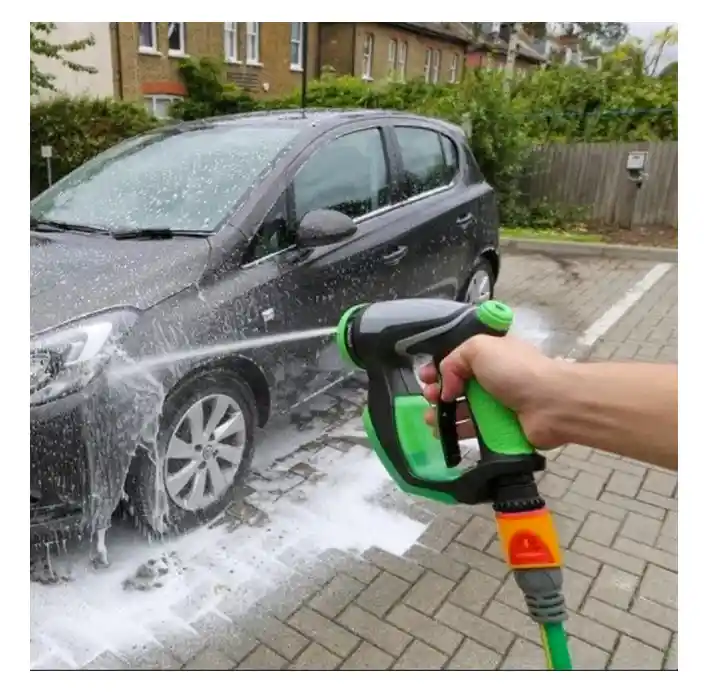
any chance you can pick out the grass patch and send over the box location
[501,226,604,243]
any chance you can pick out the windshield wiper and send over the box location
[30,218,110,234]
[110,227,210,240]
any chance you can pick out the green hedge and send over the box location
[30,60,677,226]
[30,96,157,197]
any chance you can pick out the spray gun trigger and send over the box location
[434,361,462,468]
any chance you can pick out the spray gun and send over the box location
[336,298,573,671]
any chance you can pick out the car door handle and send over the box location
[456,212,475,227]
[381,246,408,266]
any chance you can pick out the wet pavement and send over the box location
[30,251,678,670]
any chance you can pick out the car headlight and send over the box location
[30,308,140,406]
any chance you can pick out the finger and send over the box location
[418,363,438,384]
[438,341,479,402]
[422,383,441,404]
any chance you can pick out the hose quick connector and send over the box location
[513,568,567,624]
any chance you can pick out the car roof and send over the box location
[155,108,463,138]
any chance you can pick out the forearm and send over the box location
[547,361,678,470]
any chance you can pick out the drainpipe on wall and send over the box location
[111,22,124,99]
[301,22,309,111]
[351,23,357,76]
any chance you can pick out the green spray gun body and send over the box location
[337,298,573,670]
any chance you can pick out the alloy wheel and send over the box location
[164,394,246,511]
[464,268,492,306]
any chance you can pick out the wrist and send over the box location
[535,358,583,448]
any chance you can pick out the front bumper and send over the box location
[30,374,152,545]
[31,390,92,545]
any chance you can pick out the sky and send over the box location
[628,22,678,66]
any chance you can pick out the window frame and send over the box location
[290,22,303,71]
[449,53,459,83]
[431,49,441,84]
[398,41,407,82]
[362,33,374,80]
[167,22,186,57]
[224,22,239,63]
[291,126,392,225]
[392,125,462,202]
[423,49,432,83]
[143,94,182,120]
[387,39,398,78]
[246,22,261,65]
[138,22,157,53]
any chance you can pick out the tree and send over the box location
[523,22,628,47]
[660,61,678,79]
[30,22,96,96]
[603,25,678,78]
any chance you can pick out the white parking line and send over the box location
[564,262,674,362]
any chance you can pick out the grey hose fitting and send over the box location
[513,567,567,624]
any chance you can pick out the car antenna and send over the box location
[300,22,309,117]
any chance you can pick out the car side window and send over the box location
[293,128,390,222]
[244,193,294,264]
[395,126,458,199]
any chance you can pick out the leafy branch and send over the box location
[30,22,96,96]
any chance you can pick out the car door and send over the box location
[235,125,410,408]
[383,123,484,301]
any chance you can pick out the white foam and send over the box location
[30,445,425,668]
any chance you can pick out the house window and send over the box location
[387,39,397,78]
[362,34,374,80]
[398,41,407,81]
[431,49,441,84]
[138,22,157,52]
[167,22,185,56]
[224,22,238,63]
[449,53,459,83]
[143,95,182,119]
[424,49,432,83]
[246,22,260,64]
[290,22,303,70]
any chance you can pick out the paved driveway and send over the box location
[30,250,677,671]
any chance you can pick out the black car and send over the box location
[30,109,500,554]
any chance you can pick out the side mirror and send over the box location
[297,209,357,248]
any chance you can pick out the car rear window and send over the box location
[31,124,301,233]
[395,126,459,199]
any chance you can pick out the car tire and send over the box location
[128,368,256,535]
[460,257,495,306]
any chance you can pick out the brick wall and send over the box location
[320,23,466,84]
[112,22,320,101]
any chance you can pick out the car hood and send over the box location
[31,231,211,335]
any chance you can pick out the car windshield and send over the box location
[30,123,300,233]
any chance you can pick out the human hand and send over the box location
[419,334,565,450]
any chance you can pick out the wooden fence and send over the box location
[524,142,678,228]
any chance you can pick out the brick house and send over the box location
[463,23,546,72]
[319,23,470,85]
[111,22,320,116]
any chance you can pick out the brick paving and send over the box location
[32,253,677,671]
[183,259,676,671]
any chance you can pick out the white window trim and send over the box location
[143,94,182,119]
[387,39,397,78]
[423,48,432,83]
[290,22,303,71]
[138,22,158,54]
[449,53,459,83]
[431,49,441,84]
[362,33,374,81]
[398,41,407,82]
[224,22,240,64]
[167,22,186,57]
[246,22,262,65]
